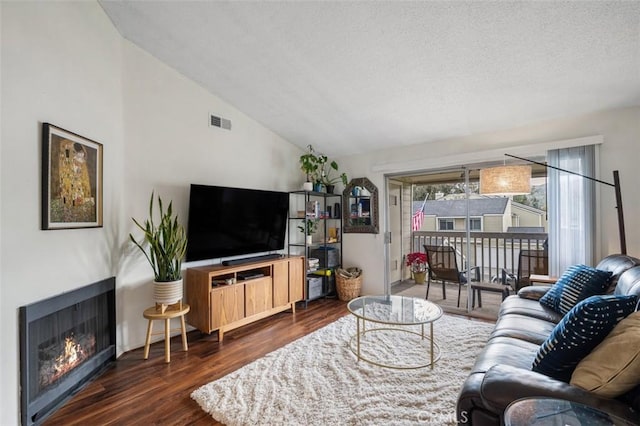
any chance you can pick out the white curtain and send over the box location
[547,145,596,275]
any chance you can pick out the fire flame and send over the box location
[54,336,84,373]
[40,333,95,389]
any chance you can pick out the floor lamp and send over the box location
[479,153,626,255]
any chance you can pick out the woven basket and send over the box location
[336,271,363,302]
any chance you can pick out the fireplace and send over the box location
[19,277,116,425]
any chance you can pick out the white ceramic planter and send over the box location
[302,181,313,191]
[153,279,183,307]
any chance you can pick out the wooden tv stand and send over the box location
[185,255,305,341]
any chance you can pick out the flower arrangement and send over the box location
[406,252,427,273]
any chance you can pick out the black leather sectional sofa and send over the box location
[456,254,640,425]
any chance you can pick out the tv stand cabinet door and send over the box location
[245,277,272,317]
[273,261,290,308]
[211,285,244,330]
[289,257,304,302]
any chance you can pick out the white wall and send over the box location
[0,2,303,424]
[339,107,640,295]
[118,39,302,355]
[1,3,124,424]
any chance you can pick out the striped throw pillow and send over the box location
[539,264,612,315]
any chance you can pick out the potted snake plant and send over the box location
[130,192,188,312]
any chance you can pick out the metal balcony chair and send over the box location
[501,249,549,292]
[424,244,511,309]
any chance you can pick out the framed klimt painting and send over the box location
[42,123,103,230]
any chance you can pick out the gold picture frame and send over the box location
[41,123,103,230]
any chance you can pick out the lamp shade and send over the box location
[480,165,531,195]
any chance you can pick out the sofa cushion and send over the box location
[490,313,558,345]
[532,294,638,383]
[570,311,640,397]
[470,336,540,374]
[539,264,612,315]
[499,296,563,324]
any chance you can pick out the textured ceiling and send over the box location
[99,1,640,157]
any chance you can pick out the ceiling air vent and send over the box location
[209,113,232,130]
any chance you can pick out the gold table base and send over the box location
[348,320,440,369]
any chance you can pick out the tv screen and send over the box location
[186,184,289,262]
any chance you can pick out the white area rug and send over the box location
[191,313,493,425]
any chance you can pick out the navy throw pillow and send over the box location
[539,264,612,315]
[532,294,638,382]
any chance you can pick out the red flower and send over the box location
[405,252,426,267]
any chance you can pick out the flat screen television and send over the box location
[185,184,289,262]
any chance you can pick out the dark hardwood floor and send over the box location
[44,299,350,426]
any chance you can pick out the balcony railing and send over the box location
[411,231,548,282]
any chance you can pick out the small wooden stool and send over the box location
[143,303,190,363]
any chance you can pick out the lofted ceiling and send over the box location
[99,1,640,157]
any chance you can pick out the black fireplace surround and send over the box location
[19,277,116,425]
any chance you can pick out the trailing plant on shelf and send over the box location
[130,192,187,283]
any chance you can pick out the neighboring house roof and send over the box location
[507,226,545,233]
[510,200,546,215]
[413,198,509,217]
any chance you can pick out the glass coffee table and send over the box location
[504,397,637,426]
[347,295,443,369]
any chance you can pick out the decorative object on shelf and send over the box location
[297,218,318,244]
[343,177,379,233]
[130,192,188,313]
[406,252,427,284]
[327,227,339,243]
[41,123,103,230]
[336,267,363,301]
[306,200,320,218]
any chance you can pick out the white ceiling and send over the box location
[99,1,640,157]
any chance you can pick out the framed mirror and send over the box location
[343,177,379,234]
